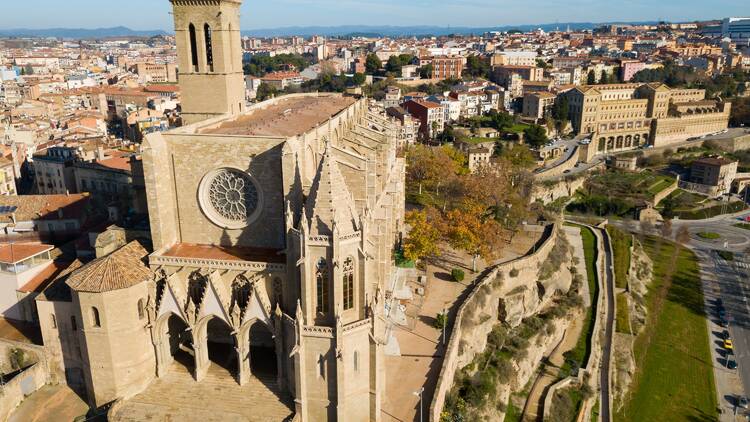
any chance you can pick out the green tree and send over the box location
[365,53,382,74]
[466,55,491,78]
[352,72,366,86]
[536,58,550,69]
[587,70,596,85]
[523,124,549,147]
[419,64,434,79]
[256,83,278,101]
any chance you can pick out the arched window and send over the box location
[273,278,283,311]
[353,350,359,372]
[318,354,326,379]
[91,307,101,328]
[204,23,214,72]
[137,298,145,320]
[50,314,57,329]
[188,23,198,72]
[343,257,354,310]
[316,258,329,314]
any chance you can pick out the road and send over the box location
[614,212,750,420]
[597,227,615,422]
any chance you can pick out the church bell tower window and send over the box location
[204,23,214,72]
[188,23,198,72]
[343,257,354,310]
[316,259,329,314]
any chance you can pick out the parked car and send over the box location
[728,360,738,370]
[739,396,748,409]
[722,330,731,340]
[725,339,734,350]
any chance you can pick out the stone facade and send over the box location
[171,0,246,125]
[564,83,731,161]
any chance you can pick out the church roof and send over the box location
[305,144,359,237]
[66,241,153,293]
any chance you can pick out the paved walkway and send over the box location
[8,384,88,422]
[111,361,294,422]
[381,234,541,422]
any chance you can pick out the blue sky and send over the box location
[1,0,748,30]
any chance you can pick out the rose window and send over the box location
[199,168,261,229]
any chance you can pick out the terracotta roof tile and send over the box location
[66,241,153,293]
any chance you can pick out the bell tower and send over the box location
[170,0,246,125]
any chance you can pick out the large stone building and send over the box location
[35,1,405,421]
[563,82,731,161]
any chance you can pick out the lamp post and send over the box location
[413,387,425,422]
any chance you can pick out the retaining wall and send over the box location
[0,340,49,421]
[429,224,560,421]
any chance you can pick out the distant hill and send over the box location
[0,26,169,39]
[240,22,661,38]
[0,21,667,40]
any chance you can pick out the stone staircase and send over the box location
[111,363,294,422]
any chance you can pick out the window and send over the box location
[188,23,199,71]
[318,354,326,379]
[71,316,77,331]
[91,307,101,327]
[204,23,214,71]
[353,351,359,372]
[51,314,57,329]
[316,258,329,314]
[137,298,145,320]
[343,257,354,311]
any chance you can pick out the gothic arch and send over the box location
[188,23,198,72]
[204,23,214,72]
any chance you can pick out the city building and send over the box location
[403,99,446,139]
[0,242,55,321]
[522,92,556,121]
[690,157,738,195]
[563,82,731,161]
[431,56,464,80]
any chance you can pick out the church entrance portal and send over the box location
[248,321,277,379]
[206,317,237,378]
[166,314,194,375]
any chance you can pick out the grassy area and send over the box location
[675,201,748,220]
[717,250,735,261]
[503,400,521,422]
[615,292,632,334]
[734,223,750,230]
[561,225,598,376]
[607,226,632,289]
[697,232,721,240]
[646,177,676,196]
[616,237,718,422]
[506,123,531,134]
[591,399,600,422]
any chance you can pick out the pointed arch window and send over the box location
[137,298,145,320]
[343,257,354,310]
[204,23,214,72]
[316,258,329,314]
[188,23,198,72]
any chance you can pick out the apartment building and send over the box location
[134,63,177,84]
[491,51,538,67]
[403,99,445,139]
[493,65,545,85]
[522,92,556,121]
[431,56,464,80]
[0,157,17,196]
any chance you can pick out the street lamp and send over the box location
[414,387,425,422]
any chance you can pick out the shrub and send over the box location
[452,268,466,282]
[435,312,448,329]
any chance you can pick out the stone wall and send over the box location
[532,176,586,204]
[652,178,679,206]
[0,340,49,421]
[535,146,580,181]
[429,224,563,421]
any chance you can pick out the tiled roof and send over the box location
[66,241,153,293]
[38,260,83,302]
[0,194,90,224]
[0,243,53,264]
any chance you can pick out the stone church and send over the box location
[35,1,406,421]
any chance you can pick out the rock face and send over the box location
[613,237,652,410]
[627,239,654,333]
[456,233,574,370]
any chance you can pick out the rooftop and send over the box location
[0,243,53,264]
[0,194,90,224]
[161,243,286,264]
[200,95,356,138]
[66,241,153,293]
